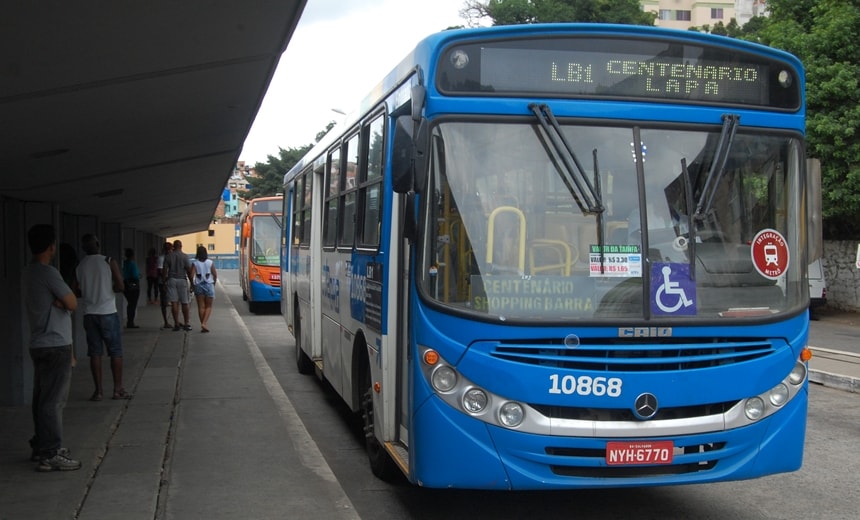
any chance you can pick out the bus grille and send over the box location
[530,400,739,422]
[490,338,775,372]
[545,442,725,478]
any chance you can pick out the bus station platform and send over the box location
[0,284,360,520]
[0,288,857,519]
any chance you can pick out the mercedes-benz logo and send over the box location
[633,392,659,420]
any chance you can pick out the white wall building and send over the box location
[641,0,767,30]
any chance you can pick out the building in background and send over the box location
[167,222,240,268]
[217,162,255,221]
[642,0,767,30]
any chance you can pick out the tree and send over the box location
[238,122,336,200]
[238,146,311,200]
[462,0,655,26]
[749,0,860,238]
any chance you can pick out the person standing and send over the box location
[191,245,218,333]
[75,234,132,401]
[157,241,173,328]
[22,224,82,471]
[163,239,193,332]
[122,248,141,328]
[145,247,159,304]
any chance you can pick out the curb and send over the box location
[808,369,859,393]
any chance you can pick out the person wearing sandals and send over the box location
[163,239,193,332]
[23,225,82,471]
[191,245,217,333]
[75,234,132,402]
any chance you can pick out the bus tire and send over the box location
[242,288,248,301]
[360,360,400,481]
[294,306,313,375]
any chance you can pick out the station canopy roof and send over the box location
[0,1,306,236]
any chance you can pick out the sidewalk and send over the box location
[0,285,359,520]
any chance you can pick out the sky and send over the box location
[238,0,478,165]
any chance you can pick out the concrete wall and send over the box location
[822,240,860,311]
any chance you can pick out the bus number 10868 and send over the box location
[548,374,623,397]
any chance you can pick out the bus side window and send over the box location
[360,115,385,248]
[324,149,340,248]
[339,133,360,248]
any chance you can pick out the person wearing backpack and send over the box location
[191,245,218,333]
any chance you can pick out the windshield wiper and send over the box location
[694,113,740,221]
[529,103,604,215]
[681,157,696,280]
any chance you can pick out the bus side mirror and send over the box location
[242,221,250,240]
[391,115,428,194]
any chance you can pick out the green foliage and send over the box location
[753,0,860,238]
[238,146,310,200]
[238,122,336,200]
[480,0,655,25]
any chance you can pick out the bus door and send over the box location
[396,193,411,451]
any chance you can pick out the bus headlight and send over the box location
[744,397,765,420]
[788,361,807,385]
[499,402,524,427]
[769,383,789,406]
[431,365,457,393]
[420,346,535,431]
[463,388,488,413]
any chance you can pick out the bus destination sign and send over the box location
[437,37,800,110]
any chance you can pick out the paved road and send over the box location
[220,271,860,520]
[809,311,860,355]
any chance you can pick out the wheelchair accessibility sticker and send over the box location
[651,262,696,316]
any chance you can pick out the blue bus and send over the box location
[282,23,811,490]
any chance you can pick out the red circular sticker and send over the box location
[750,229,790,279]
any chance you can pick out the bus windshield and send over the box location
[252,215,281,266]
[420,120,804,321]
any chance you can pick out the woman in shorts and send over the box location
[191,245,217,333]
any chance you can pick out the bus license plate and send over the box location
[606,441,674,465]
[270,273,281,281]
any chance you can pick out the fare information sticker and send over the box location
[589,245,642,277]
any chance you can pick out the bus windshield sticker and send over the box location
[650,262,696,316]
[588,244,642,277]
[750,229,790,280]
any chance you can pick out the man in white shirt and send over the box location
[75,234,131,401]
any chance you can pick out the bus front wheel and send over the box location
[360,363,400,481]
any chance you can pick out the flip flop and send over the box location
[89,392,102,402]
[112,390,132,400]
